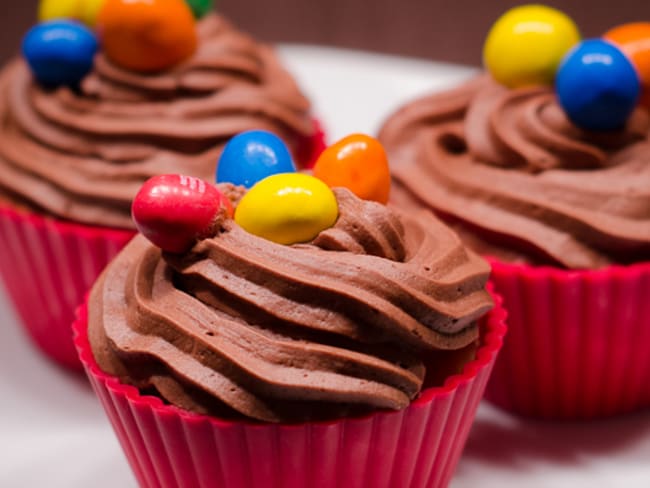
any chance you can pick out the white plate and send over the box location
[1,45,649,488]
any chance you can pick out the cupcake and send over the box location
[379,5,650,418]
[74,134,506,487]
[0,0,324,369]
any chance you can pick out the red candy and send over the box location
[132,174,230,253]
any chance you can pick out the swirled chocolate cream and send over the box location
[379,76,650,269]
[88,187,493,423]
[0,14,316,229]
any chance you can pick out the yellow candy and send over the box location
[38,0,77,21]
[38,0,105,26]
[79,0,105,26]
[483,5,580,88]
[235,173,339,245]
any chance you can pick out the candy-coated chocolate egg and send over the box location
[235,173,338,245]
[604,22,650,109]
[556,39,640,131]
[185,0,214,18]
[313,134,390,204]
[38,0,79,21]
[483,4,580,88]
[132,174,230,253]
[216,130,296,189]
[22,20,98,88]
[38,0,106,26]
[97,0,197,73]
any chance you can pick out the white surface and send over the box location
[1,45,650,488]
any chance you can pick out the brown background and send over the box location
[0,1,647,65]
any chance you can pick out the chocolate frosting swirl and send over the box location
[89,188,493,422]
[379,75,650,269]
[0,15,316,229]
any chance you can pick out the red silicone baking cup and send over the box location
[484,258,650,419]
[0,205,135,370]
[73,288,506,488]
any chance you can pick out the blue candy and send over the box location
[556,39,640,131]
[216,130,296,188]
[22,20,98,88]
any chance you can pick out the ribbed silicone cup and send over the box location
[73,289,506,488]
[484,258,650,419]
[0,205,135,370]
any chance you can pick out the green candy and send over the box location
[185,0,214,18]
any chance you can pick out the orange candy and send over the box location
[97,0,197,73]
[604,22,650,109]
[313,134,391,204]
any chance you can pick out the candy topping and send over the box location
[132,174,230,253]
[313,134,391,204]
[556,39,640,131]
[216,130,296,188]
[38,0,106,27]
[97,0,197,73]
[22,20,98,88]
[185,0,214,19]
[482,6,650,131]
[604,22,650,109]
[235,173,339,245]
[483,4,580,88]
